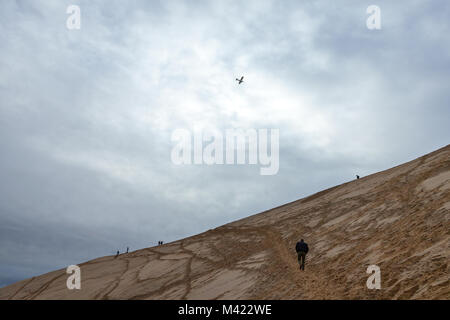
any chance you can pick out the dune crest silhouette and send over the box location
[1,145,448,300]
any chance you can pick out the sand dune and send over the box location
[1,145,449,299]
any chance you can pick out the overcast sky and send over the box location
[0,0,449,287]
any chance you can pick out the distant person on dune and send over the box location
[295,239,309,271]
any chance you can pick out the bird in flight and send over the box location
[236,76,244,84]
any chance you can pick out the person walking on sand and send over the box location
[295,239,309,271]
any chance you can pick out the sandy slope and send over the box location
[1,145,449,300]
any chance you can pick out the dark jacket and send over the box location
[295,241,309,254]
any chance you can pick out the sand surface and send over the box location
[1,145,449,300]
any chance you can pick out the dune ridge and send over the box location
[1,145,449,300]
